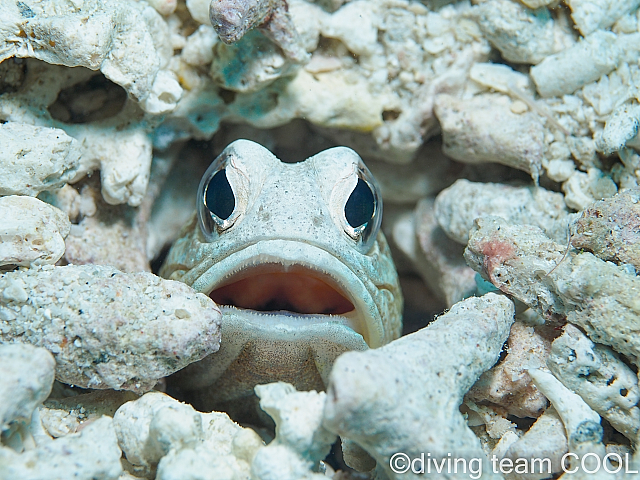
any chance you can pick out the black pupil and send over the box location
[205,168,235,220]
[345,178,374,228]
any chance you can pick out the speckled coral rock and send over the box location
[323,293,514,480]
[464,216,640,368]
[0,264,221,392]
[570,187,640,270]
[0,343,54,431]
[0,195,70,268]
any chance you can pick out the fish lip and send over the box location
[190,239,383,347]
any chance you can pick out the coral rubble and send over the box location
[2,0,640,477]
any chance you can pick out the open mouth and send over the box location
[187,239,382,347]
[209,264,356,316]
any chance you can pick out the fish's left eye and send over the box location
[345,178,374,228]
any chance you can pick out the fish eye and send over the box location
[205,168,235,220]
[345,178,374,228]
[198,155,238,239]
[342,163,382,253]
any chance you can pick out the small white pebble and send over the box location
[0,307,16,321]
[3,280,29,303]
[510,100,529,114]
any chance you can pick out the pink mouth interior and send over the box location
[209,265,355,315]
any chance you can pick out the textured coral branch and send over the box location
[323,293,514,480]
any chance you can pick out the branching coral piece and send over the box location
[323,293,514,479]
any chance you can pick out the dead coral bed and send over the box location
[2,0,640,478]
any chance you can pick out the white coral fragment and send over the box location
[182,25,218,67]
[0,195,70,267]
[597,101,640,154]
[0,417,123,480]
[0,122,82,196]
[40,390,137,439]
[147,0,178,16]
[139,70,183,115]
[87,127,153,207]
[531,30,621,98]
[566,0,640,36]
[408,198,477,306]
[235,69,386,131]
[0,0,179,111]
[562,168,618,211]
[435,93,544,176]
[323,293,514,480]
[469,62,532,95]
[0,265,221,392]
[502,406,568,480]
[114,391,263,480]
[157,409,262,480]
[471,0,572,65]
[528,368,609,477]
[186,0,210,24]
[113,392,203,471]
[0,61,155,207]
[434,180,570,244]
[582,63,640,116]
[321,0,377,57]
[1,5,110,70]
[252,383,334,480]
[0,343,54,432]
